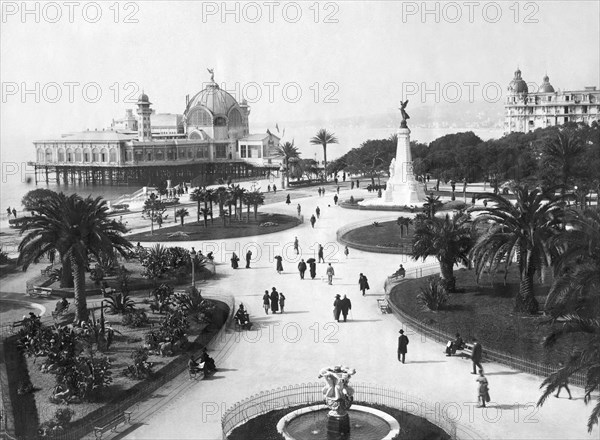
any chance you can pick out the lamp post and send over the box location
[190,247,196,288]
[279,164,286,189]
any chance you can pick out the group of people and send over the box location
[230,251,253,269]
[188,347,217,379]
[6,206,17,218]
[333,294,352,322]
[266,184,277,193]
[262,287,285,314]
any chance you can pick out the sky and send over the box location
[1,0,599,164]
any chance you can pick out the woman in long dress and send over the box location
[275,255,284,274]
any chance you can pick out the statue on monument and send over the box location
[318,366,356,416]
[399,99,410,128]
[207,68,215,82]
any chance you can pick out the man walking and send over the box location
[358,273,370,296]
[333,294,342,322]
[315,206,321,219]
[471,338,483,374]
[245,250,252,268]
[293,236,299,254]
[298,259,307,279]
[297,204,301,216]
[318,244,325,263]
[397,329,409,364]
[333,194,339,205]
[326,263,335,285]
[309,259,317,279]
[340,294,352,322]
[310,215,316,228]
[270,287,280,314]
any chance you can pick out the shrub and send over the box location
[418,277,449,311]
[90,267,104,285]
[38,407,74,437]
[174,286,215,323]
[0,246,9,264]
[116,266,131,295]
[122,309,150,327]
[122,347,153,379]
[104,292,135,314]
[17,380,34,395]
[150,283,175,313]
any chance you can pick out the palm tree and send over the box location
[423,193,442,219]
[247,190,265,219]
[543,130,585,195]
[230,185,246,221]
[411,212,473,292]
[275,141,300,186]
[310,129,338,180]
[213,187,228,226]
[199,207,211,227]
[142,193,166,235]
[18,193,132,322]
[538,314,600,432]
[190,188,205,222]
[176,208,189,226]
[545,208,600,315]
[470,184,566,314]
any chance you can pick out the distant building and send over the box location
[31,73,281,186]
[504,68,600,133]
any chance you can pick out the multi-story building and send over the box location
[504,68,600,133]
[31,73,281,186]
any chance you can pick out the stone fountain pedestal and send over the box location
[383,127,425,205]
[326,414,350,437]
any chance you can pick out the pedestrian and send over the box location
[471,338,483,374]
[270,287,279,314]
[231,252,240,269]
[279,292,286,313]
[318,244,325,263]
[398,329,409,364]
[344,246,349,259]
[275,255,284,274]
[12,208,17,218]
[6,206,11,217]
[554,362,572,399]
[333,194,339,205]
[351,181,354,190]
[308,259,317,279]
[340,294,352,322]
[245,250,252,268]
[273,184,277,193]
[293,236,299,254]
[286,194,291,205]
[333,294,342,322]
[321,187,325,196]
[298,259,307,279]
[267,184,271,192]
[343,172,346,182]
[356,179,360,188]
[297,204,301,216]
[326,263,335,285]
[310,215,316,228]
[315,206,321,219]
[358,273,370,296]
[334,177,338,185]
[263,290,270,314]
[397,264,406,278]
[337,186,340,194]
[476,369,490,408]
[318,188,322,197]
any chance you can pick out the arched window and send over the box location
[214,116,226,126]
[100,148,108,162]
[75,148,82,162]
[187,107,212,126]
[45,148,53,163]
[189,131,202,140]
[109,148,117,163]
[57,148,65,162]
[228,108,243,128]
[92,148,100,162]
[37,149,44,163]
[155,149,164,161]
[66,148,73,162]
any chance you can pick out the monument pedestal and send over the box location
[327,413,350,438]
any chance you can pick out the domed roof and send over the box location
[137,92,150,103]
[186,82,239,116]
[508,68,528,94]
[538,75,555,93]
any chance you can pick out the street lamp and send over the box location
[190,247,197,288]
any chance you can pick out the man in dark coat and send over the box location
[298,259,307,279]
[333,194,339,205]
[471,338,483,374]
[398,329,409,363]
[358,273,370,296]
[333,294,342,322]
[318,244,325,263]
[270,287,279,314]
[309,260,317,279]
[310,215,316,228]
[245,250,252,268]
[340,295,352,322]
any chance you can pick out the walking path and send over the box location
[119,185,595,440]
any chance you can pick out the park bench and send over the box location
[460,343,474,358]
[93,411,132,439]
[51,304,70,320]
[29,286,54,298]
[377,298,392,314]
[12,320,25,331]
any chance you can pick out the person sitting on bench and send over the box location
[54,298,69,314]
[188,354,203,377]
[234,304,252,330]
[200,348,217,375]
[446,332,465,356]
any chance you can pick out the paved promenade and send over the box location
[120,185,596,440]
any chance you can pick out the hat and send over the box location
[335,294,341,298]
[399,329,404,334]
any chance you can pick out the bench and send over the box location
[12,320,25,331]
[93,411,132,439]
[29,286,53,298]
[52,304,70,320]
[377,298,392,314]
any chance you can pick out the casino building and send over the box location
[30,73,282,186]
[504,68,600,133]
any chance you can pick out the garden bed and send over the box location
[389,266,595,366]
[127,213,301,242]
[340,220,414,254]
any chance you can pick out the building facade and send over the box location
[31,73,281,185]
[504,69,600,133]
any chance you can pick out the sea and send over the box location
[0,125,503,220]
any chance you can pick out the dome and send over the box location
[186,82,239,117]
[138,92,150,103]
[508,68,528,94]
[538,75,555,93]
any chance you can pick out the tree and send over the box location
[18,193,131,322]
[213,187,228,226]
[142,193,166,235]
[470,184,566,314]
[21,188,57,213]
[190,188,205,222]
[199,207,211,227]
[246,190,265,219]
[175,208,189,226]
[411,212,473,292]
[275,141,300,186]
[310,129,338,180]
[422,193,442,219]
[230,185,246,221]
[542,130,585,195]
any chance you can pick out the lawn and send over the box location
[341,220,414,252]
[389,266,596,366]
[128,213,301,242]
